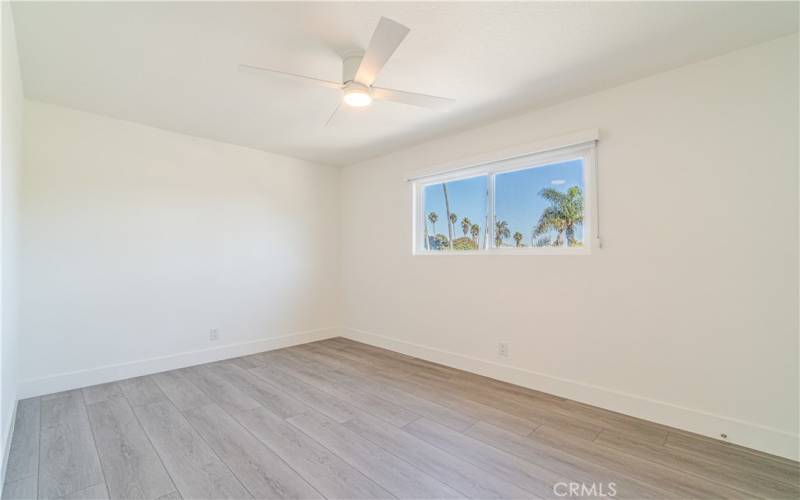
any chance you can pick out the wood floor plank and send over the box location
[60,483,110,500]
[428,362,565,405]
[4,398,40,483]
[306,344,540,436]
[184,404,322,499]
[82,383,125,406]
[204,362,309,419]
[40,390,82,427]
[417,374,601,441]
[179,366,260,415]
[344,413,531,499]
[306,342,389,372]
[118,377,167,407]
[595,429,799,499]
[2,476,37,500]
[249,365,358,422]
[149,370,212,411]
[155,491,182,500]
[133,400,251,499]
[228,356,265,370]
[322,341,682,448]
[333,339,561,408]
[41,390,80,401]
[405,417,565,498]
[292,347,477,431]
[86,397,175,499]
[234,406,392,499]
[329,340,560,412]
[532,427,759,499]
[559,401,669,446]
[326,340,448,380]
[264,351,420,427]
[382,371,540,436]
[464,421,662,499]
[401,369,602,441]
[319,341,604,442]
[327,338,453,376]
[288,411,461,499]
[39,391,105,499]
[664,431,800,486]
[308,342,419,379]
[339,349,591,444]
[509,410,601,442]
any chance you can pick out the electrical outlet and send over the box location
[209,328,219,341]
[498,342,509,357]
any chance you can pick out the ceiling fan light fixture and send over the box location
[239,17,454,123]
[343,84,372,107]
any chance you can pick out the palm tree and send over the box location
[470,223,480,244]
[495,219,510,247]
[427,212,438,236]
[513,231,523,247]
[442,184,454,249]
[449,212,458,238]
[533,235,552,247]
[538,210,566,246]
[533,186,584,247]
[461,217,471,236]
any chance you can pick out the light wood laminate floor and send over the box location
[3,338,798,499]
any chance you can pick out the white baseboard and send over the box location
[17,327,340,399]
[1,400,18,491]
[342,327,799,461]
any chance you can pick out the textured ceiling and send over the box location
[11,1,799,166]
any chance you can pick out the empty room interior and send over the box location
[0,1,799,499]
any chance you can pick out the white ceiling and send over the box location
[12,2,798,166]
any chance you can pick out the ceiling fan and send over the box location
[239,17,455,125]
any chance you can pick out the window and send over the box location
[421,175,488,251]
[412,142,595,254]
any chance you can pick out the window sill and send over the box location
[412,247,591,256]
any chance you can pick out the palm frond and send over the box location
[532,207,563,236]
[538,188,566,204]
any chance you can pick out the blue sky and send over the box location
[423,159,584,246]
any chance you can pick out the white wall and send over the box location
[0,0,23,473]
[339,35,799,459]
[19,101,340,395]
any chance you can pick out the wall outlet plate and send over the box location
[209,328,219,341]
[498,342,509,357]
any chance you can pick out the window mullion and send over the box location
[416,183,424,252]
[487,172,495,252]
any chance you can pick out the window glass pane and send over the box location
[423,175,487,251]
[494,159,585,248]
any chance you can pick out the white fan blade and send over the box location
[324,103,342,127]
[239,64,342,90]
[353,17,409,86]
[371,86,455,109]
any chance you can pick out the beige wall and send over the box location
[19,101,341,394]
[339,35,799,459]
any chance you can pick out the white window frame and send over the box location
[411,141,598,256]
